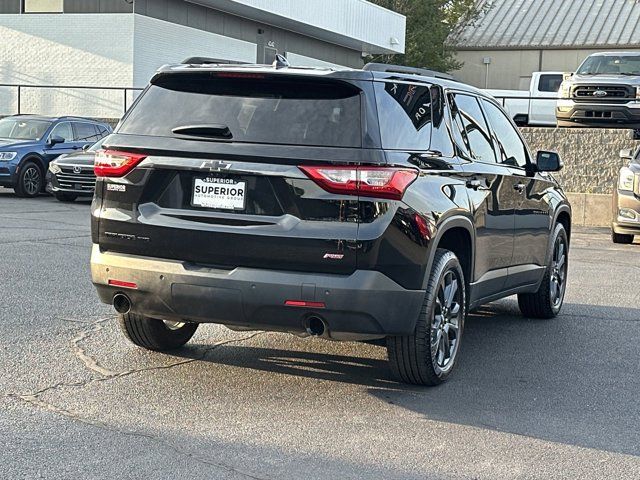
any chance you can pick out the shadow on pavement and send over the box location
[177,300,640,457]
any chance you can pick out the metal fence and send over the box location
[0,83,145,119]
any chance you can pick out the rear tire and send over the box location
[612,231,634,244]
[387,249,465,386]
[118,313,198,351]
[55,192,78,202]
[518,223,568,319]
[15,161,42,198]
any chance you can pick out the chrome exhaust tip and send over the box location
[305,316,326,337]
[113,293,131,315]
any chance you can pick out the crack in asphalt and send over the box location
[6,317,268,479]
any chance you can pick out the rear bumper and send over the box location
[556,99,640,127]
[90,245,424,340]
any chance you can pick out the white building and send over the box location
[0,0,405,118]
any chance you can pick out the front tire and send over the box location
[518,223,569,319]
[612,231,634,244]
[118,313,198,351]
[387,249,466,386]
[55,192,78,202]
[15,161,43,198]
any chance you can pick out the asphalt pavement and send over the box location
[0,188,639,479]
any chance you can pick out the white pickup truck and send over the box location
[485,72,563,126]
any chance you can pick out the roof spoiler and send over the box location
[181,57,249,65]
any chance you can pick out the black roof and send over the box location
[153,61,483,96]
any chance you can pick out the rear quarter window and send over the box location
[118,74,362,148]
[373,82,453,155]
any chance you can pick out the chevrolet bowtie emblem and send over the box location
[200,160,232,172]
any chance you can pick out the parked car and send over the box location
[612,147,640,244]
[0,115,112,197]
[485,71,563,126]
[557,52,640,128]
[46,138,105,202]
[90,60,571,386]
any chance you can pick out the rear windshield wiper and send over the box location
[172,124,233,140]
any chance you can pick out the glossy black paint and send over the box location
[91,65,571,333]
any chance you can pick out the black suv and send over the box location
[90,61,571,385]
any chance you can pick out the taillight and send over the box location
[299,166,418,200]
[94,149,146,177]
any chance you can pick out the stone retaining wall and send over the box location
[520,127,636,194]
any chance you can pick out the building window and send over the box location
[23,0,63,12]
[0,0,21,13]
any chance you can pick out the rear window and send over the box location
[118,73,362,148]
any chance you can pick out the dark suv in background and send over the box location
[91,61,571,385]
[0,115,111,197]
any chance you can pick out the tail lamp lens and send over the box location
[94,149,146,177]
[299,166,417,200]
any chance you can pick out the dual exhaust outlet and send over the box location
[113,293,328,337]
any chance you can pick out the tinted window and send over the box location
[119,74,362,148]
[449,93,496,164]
[49,122,73,142]
[97,125,110,137]
[538,74,562,93]
[481,99,529,168]
[374,82,432,150]
[74,122,99,142]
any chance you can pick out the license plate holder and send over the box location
[191,177,246,210]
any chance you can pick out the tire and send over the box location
[518,223,569,319]
[387,249,466,386]
[55,192,78,202]
[118,313,198,351]
[15,160,43,198]
[612,231,634,244]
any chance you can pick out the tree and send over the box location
[368,0,483,73]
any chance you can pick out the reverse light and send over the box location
[618,166,635,192]
[94,149,146,177]
[108,279,138,289]
[299,166,418,200]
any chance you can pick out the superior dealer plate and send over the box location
[192,177,246,210]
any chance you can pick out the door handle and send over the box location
[513,182,526,193]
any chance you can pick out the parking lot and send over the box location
[0,188,639,479]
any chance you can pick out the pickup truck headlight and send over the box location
[49,163,62,174]
[619,166,635,191]
[559,81,571,99]
[0,152,17,161]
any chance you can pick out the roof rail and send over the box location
[363,63,455,81]
[181,57,249,65]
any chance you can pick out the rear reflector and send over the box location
[285,300,326,308]
[94,149,146,178]
[299,166,417,200]
[108,279,138,289]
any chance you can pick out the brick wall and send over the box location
[521,127,636,194]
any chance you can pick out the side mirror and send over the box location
[619,148,634,160]
[48,135,65,146]
[536,151,563,172]
[82,144,91,151]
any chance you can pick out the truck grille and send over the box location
[572,85,634,103]
[55,166,96,191]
